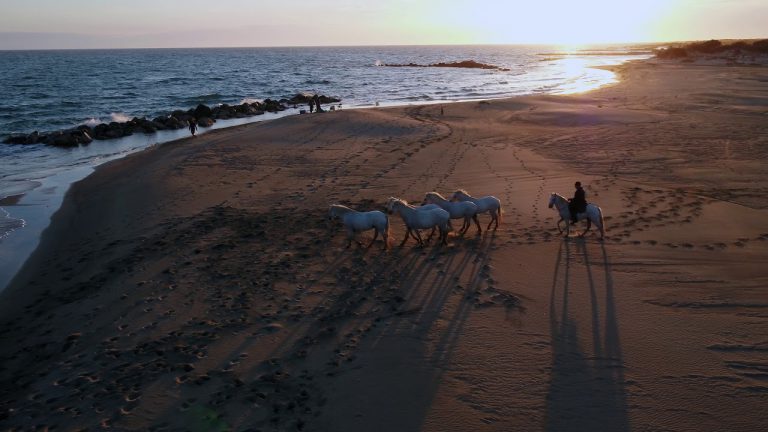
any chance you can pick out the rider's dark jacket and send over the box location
[571,187,587,213]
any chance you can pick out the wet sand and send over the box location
[1,59,767,431]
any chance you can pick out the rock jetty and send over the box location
[3,94,341,147]
[381,60,510,71]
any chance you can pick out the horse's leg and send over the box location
[382,225,389,250]
[400,228,411,247]
[413,229,425,247]
[473,214,482,235]
[580,218,591,238]
[441,226,448,245]
[421,229,431,245]
[459,217,469,236]
[557,218,564,234]
[486,211,495,231]
[368,228,379,248]
[463,216,472,235]
[346,228,355,248]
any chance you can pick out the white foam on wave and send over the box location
[83,117,101,126]
[110,112,131,123]
[0,207,26,240]
[239,98,263,105]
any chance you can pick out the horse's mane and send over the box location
[454,189,469,195]
[330,204,354,213]
[426,191,447,200]
[387,197,415,208]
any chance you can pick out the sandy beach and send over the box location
[1,59,768,431]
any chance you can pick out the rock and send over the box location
[193,104,213,119]
[171,110,191,121]
[3,134,31,144]
[70,129,93,144]
[92,123,108,139]
[238,104,257,115]
[263,99,285,112]
[102,124,125,139]
[319,95,341,104]
[197,117,215,127]
[151,118,168,130]
[6,92,312,147]
[166,116,186,129]
[233,102,259,117]
[3,130,47,145]
[140,123,157,134]
[286,93,341,105]
[212,104,235,119]
[383,59,510,71]
[45,131,78,147]
[134,118,157,133]
[286,94,313,104]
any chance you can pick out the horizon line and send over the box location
[2,38,765,52]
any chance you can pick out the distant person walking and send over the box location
[309,99,315,113]
[314,94,322,112]
[189,118,198,137]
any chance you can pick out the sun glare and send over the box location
[399,0,677,44]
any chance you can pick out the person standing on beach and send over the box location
[309,99,315,113]
[189,118,198,137]
[568,181,587,223]
[314,94,322,113]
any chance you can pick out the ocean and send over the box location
[0,45,651,289]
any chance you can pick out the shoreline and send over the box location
[1,58,767,431]
[0,55,638,292]
[0,113,294,292]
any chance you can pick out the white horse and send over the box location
[386,197,451,247]
[387,198,451,242]
[328,204,389,249]
[547,193,605,239]
[450,189,502,231]
[422,192,481,235]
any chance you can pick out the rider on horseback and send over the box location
[568,181,587,223]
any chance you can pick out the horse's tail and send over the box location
[384,214,390,248]
[497,201,503,225]
[597,206,605,238]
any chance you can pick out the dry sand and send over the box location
[1,60,767,431]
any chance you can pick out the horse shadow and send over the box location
[310,233,502,431]
[545,240,629,432]
[168,229,503,432]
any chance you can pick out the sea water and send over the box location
[0,45,651,289]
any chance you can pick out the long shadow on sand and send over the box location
[309,232,511,431]
[545,240,629,432]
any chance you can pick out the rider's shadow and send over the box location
[545,240,629,432]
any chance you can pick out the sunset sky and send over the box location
[0,0,766,49]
